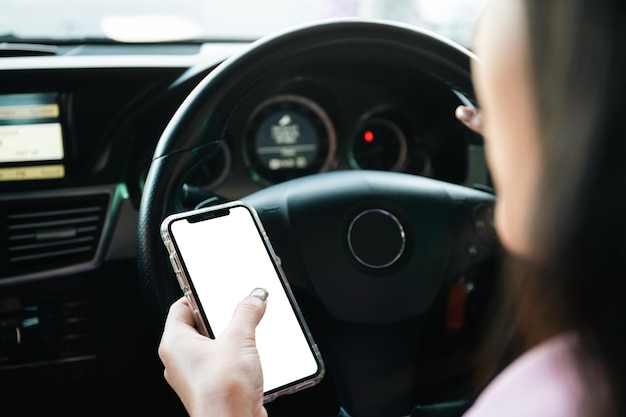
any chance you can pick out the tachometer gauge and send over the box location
[349,118,408,172]
[245,95,336,184]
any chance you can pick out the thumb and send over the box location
[226,288,268,338]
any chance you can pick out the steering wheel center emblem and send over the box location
[347,209,406,269]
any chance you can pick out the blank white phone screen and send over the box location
[170,205,319,393]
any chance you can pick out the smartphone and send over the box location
[160,201,325,402]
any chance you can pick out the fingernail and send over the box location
[455,105,483,133]
[455,105,475,123]
[249,288,269,302]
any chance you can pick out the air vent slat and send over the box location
[1,194,110,277]
[9,236,95,252]
[9,246,92,262]
[9,226,96,241]
[7,215,101,230]
[8,233,36,241]
[7,206,102,220]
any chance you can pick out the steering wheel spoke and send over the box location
[244,170,497,324]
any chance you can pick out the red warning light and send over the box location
[363,130,374,143]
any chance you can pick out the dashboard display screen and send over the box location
[0,93,65,181]
[245,95,336,184]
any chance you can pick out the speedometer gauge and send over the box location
[245,95,336,184]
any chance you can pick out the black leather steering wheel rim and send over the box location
[137,18,480,328]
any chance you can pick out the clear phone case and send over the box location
[160,200,325,403]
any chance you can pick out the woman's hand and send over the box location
[158,289,269,417]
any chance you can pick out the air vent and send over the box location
[1,194,110,278]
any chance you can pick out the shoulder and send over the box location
[463,333,585,417]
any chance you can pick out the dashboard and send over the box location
[0,42,487,284]
[0,31,490,417]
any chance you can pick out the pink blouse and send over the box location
[463,333,587,417]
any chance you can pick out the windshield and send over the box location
[0,0,487,48]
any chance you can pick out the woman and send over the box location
[158,0,626,415]
[455,0,625,415]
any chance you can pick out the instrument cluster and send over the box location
[183,73,476,198]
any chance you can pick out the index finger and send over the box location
[455,105,484,135]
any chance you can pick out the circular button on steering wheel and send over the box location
[347,209,406,269]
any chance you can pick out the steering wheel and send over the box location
[138,19,498,417]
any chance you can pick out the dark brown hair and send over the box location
[496,0,626,415]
